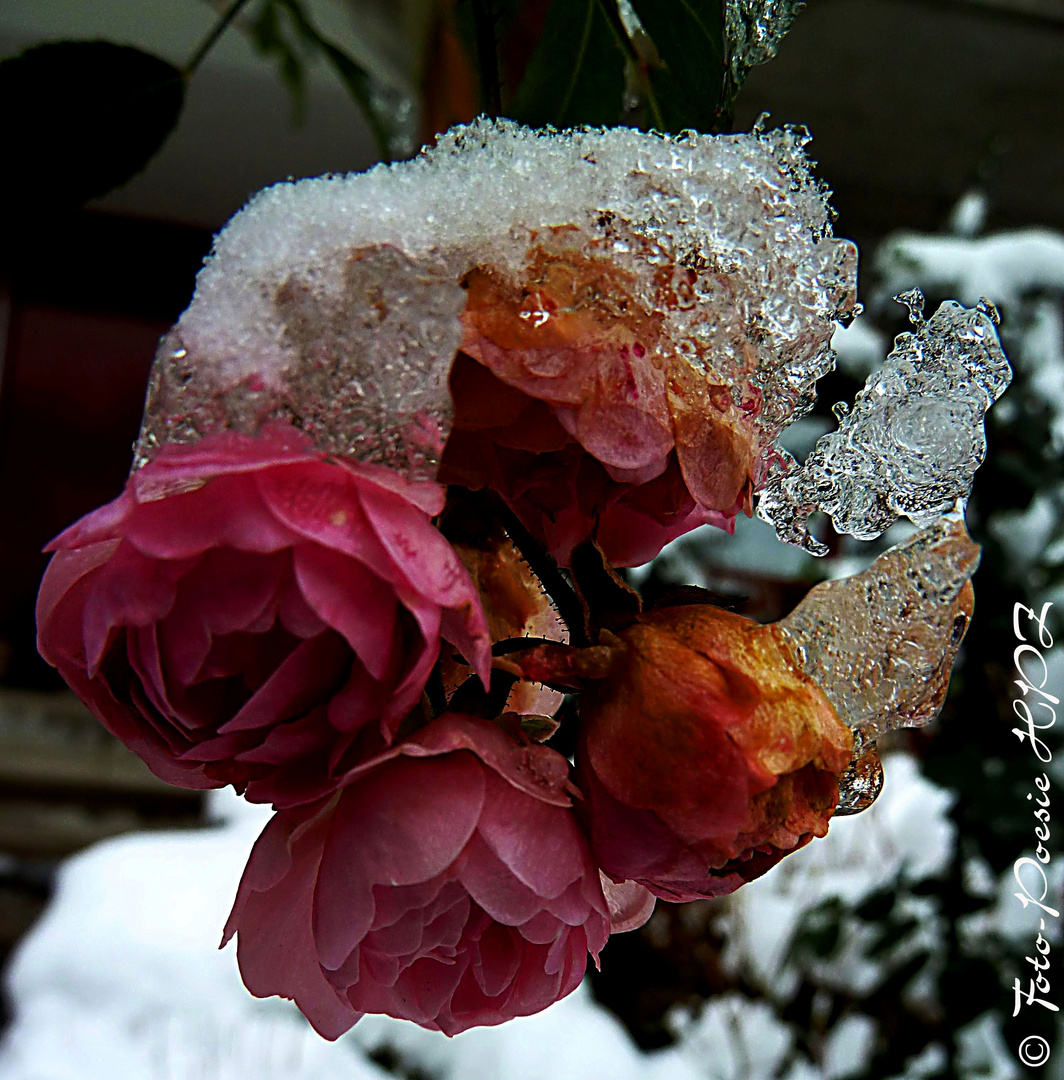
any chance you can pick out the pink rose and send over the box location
[36,425,490,807]
[222,712,611,1036]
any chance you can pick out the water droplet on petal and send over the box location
[834,741,884,816]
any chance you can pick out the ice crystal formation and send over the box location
[758,292,1011,554]
[726,0,807,89]
[134,118,856,482]
[776,515,979,811]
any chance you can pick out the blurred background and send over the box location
[0,0,1062,1077]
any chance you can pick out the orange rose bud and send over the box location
[556,605,852,901]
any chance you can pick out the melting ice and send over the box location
[775,515,979,811]
[758,290,1012,555]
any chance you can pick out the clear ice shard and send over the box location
[757,291,1012,555]
[133,118,856,482]
[775,515,979,811]
[725,0,807,92]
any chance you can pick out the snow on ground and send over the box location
[713,754,956,1003]
[0,755,960,1080]
[0,789,701,1080]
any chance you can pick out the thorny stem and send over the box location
[469,0,503,118]
[489,495,591,647]
[492,636,570,656]
[185,0,256,76]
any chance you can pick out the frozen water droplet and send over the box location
[977,296,1001,326]
[756,298,1011,551]
[726,0,807,90]
[751,110,771,135]
[777,517,979,749]
[834,742,884,816]
[831,400,850,422]
[895,288,926,324]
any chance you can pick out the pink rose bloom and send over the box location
[36,425,490,807]
[222,712,611,1037]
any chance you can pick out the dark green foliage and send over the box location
[0,41,185,213]
[627,0,726,130]
[506,0,628,128]
[248,0,308,121]
[254,0,409,160]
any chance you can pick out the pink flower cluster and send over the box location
[36,303,851,1038]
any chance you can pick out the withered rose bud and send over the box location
[515,605,853,901]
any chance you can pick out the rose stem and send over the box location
[488,494,592,647]
[184,0,256,76]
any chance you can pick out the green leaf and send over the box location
[249,0,307,122]
[508,0,627,129]
[270,0,408,160]
[628,0,726,131]
[0,41,185,211]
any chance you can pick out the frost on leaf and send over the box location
[133,118,856,483]
[758,292,1012,555]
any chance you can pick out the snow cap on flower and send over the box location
[37,426,490,807]
[222,712,611,1037]
[135,120,855,555]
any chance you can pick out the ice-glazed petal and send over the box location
[137,423,326,490]
[312,755,485,969]
[294,545,397,681]
[573,351,672,477]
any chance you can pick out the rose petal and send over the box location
[312,755,485,970]
[293,545,397,681]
